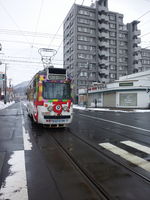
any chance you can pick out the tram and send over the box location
[26,67,73,127]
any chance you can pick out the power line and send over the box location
[0,1,31,46]
[137,9,150,20]
[31,0,44,47]
[0,29,62,39]
[141,31,150,37]
[0,39,59,47]
[48,0,77,48]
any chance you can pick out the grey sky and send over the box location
[0,0,150,85]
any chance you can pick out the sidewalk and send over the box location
[0,101,14,110]
[73,104,150,113]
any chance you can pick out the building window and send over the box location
[109,23,116,29]
[77,44,96,51]
[78,18,88,24]
[118,17,123,23]
[119,93,137,106]
[119,49,127,55]
[142,51,150,57]
[77,35,95,42]
[78,53,95,60]
[109,64,116,70]
[109,56,116,62]
[119,33,127,39]
[80,71,87,77]
[110,32,116,37]
[78,9,89,16]
[109,15,116,21]
[119,25,123,30]
[109,48,116,54]
[119,57,128,63]
[142,59,150,64]
[77,26,95,34]
[110,39,116,45]
[119,41,127,47]
[110,73,116,78]
[78,62,88,68]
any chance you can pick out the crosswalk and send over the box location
[99,140,150,172]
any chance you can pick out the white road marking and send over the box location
[80,114,150,133]
[99,142,150,172]
[0,151,28,200]
[121,141,150,154]
[20,103,32,150]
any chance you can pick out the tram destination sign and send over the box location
[47,68,66,80]
[47,74,66,80]
[119,82,133,87]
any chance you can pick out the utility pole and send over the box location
[4,64,7,104]
[86,61,89,108]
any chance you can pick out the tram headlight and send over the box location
[47,105,53,112]
[63,105,69,111]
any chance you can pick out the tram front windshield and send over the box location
[43,82,71,99]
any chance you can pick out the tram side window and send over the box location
[33,79,37,100]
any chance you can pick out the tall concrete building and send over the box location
[63,0,148,101]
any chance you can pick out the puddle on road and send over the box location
[0,151,28,200]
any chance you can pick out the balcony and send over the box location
[99,49,109,57]
[133,63,142,68]
[98,14,109,21]
[98,23,109,30]
[98,6,108,13]
[98,41,109,48]
[98,76,109,83]
[133,38,141,44]
[98,68,109,75]
[133,30,141,36]
[133,54,142,60]
[98,31,109,38]
[98,58,108,65]
[133,46,141,52]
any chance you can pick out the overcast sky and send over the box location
[0,0,150,86]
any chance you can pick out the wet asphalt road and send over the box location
[0,102,150,200]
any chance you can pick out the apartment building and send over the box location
[141,48,150,71]
[63,0,148,101]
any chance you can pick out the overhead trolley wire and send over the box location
[31,0,44,48]
[48,0,77,49]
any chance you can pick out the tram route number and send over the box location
[46,119,68,123]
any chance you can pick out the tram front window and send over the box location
[43,82,71,99]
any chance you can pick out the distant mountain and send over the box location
[14,81,29,89]
[13,81,29,96]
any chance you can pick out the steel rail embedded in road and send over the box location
[46,132,110,200]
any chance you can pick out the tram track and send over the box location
[46,131,111,200]
[25,111,150,199]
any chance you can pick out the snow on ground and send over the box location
[0,101,15,110]
[73,105,150,113]
[0,101,149,113]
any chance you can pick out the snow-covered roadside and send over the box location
[73,105,150,113]
[0,101,15,110]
